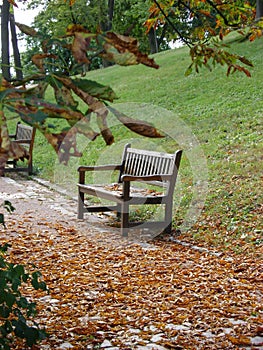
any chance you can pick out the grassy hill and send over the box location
[31,36,262,252]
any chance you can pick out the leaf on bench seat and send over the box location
[103,183,163,197]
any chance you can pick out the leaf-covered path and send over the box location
[0,176,262,349]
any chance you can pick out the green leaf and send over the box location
[0,305,11,318]
[0,271,7,288]
[28,110,48,123]
[5,292,16,308]
[24,327,42,346]
[72,78,118,102]
[0,213,5,228]
[26,302,37,317]
[3,201,15,214]
[14,264,25,277]
[38,281,47,291]
[0,89,17,102]
[185,65,193,76]
[31,271,41,290]
[22,273,30,283]
[11,277,21,292]
[17,297,29,309]
[31,278,39,290]
[0,243,11,254]
[12,319,26,338]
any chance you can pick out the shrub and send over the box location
[0,201,15,228]
[0,202,48,349]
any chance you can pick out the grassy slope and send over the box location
[33,36,262,252]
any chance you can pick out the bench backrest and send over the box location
[119,144,182,188]
[15,123,35,142]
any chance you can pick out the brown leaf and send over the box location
[226,335,251,346]
[15,22,38,37]
[44,130,79,164]
[54,76,113,143]
[96,115,114,145]
[108,106,164,138]
[100,32,159,69]
[71,33,91,64]
[32,53,57,72]
[53,85,79,109]
[66,24,92,64]
[54,76,108,118]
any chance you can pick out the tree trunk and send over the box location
[101,0,115,68]
[256,0,263,19]
[148,27,158,54]
[108,0,114,31]
[10,12,23,80]
[1,0,11,81]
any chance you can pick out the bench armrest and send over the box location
[121,174,171,182]
[78,164,122,184]
[78,164,122,172]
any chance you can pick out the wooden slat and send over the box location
[83,205,118,213]
[123,150,176,178]
[147,155,152,175]
[16,125,34,140]
[127,147,174,159]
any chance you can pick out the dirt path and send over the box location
[0,175,262,349]
[0,174,123,243]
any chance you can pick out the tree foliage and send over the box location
[1,0,263,174]
[0,201,47,349]
[0,241,47,350]
[21,0,156,69]
[0,18,161,174]
[145,0,263,76]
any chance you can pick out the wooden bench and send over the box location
[78,144,182,237]
[5,122,36,175]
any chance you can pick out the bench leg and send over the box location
[164,222,172,234]
[121,202,129,237]
[28,159,33,175]
[116,203,121,218]
[78,191,85,219]
[164,203,173,234]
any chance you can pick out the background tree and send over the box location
[20,0,170,72]
[1,0,11,81]
[256,0,263,18]
[1,0,23,80]
[1,0,262,174]
[0,7,161,175]
[145,0,262,75]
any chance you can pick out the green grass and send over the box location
[9,35,263,251]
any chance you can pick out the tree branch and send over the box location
[152,0,191,47]
[204,0,241,28]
